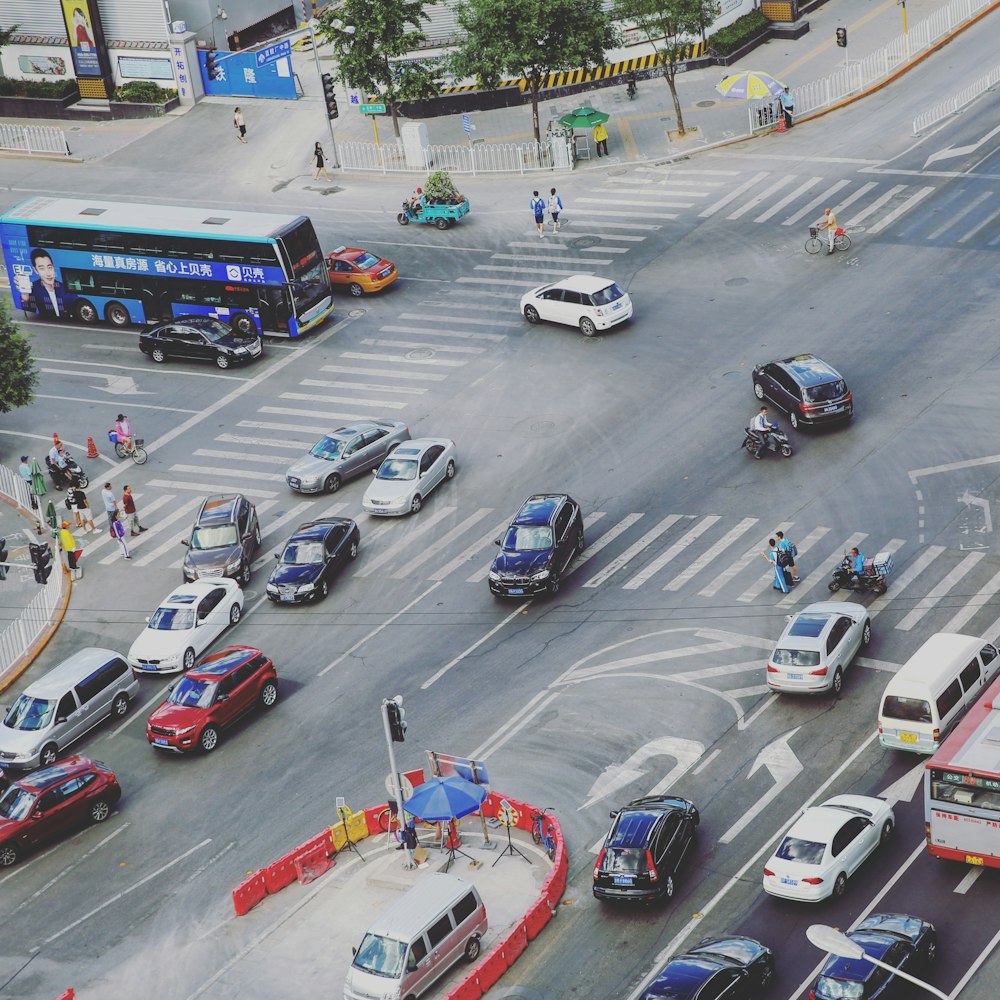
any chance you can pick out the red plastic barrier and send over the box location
[473,945,508,991]
[478,791,500,819]
[502,922,528,965]
[263,849,299,894]
[297,829,335,859]
[364,803,390,837]
[232,870,268,917]
[55,991,75,1000]
[443,977,482,1000]
[523,897,552,940]
[295,842,333,884]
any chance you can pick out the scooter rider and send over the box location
[847,546,866,586]
[626,71,638,99]
[750,406,775,456]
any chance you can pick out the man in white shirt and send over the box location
[750,406,774,456]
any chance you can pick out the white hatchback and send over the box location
[362,438,457,516]
[520,274,632,337]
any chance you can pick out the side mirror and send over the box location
[351,947,357,957]
[180,539,190,547]
[494,538,501,547]
[31,810,45,820]
[372,468,378,476]
[274,553,280,560]
[55,716,68,725]
[144,615,151,624]
[216,694,229,703]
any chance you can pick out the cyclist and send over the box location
[114,413,133,455]
[817,207,838,255]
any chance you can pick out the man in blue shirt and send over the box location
[848,546,865,585]
[780,86,794,129]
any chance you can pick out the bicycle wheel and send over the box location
[376,808,391,832]
[114,441,126,459]
[544,836,556,861]
[131,446,148,465]
[804,237,823,255]
[834,233,851,251]
[531,817,542,845]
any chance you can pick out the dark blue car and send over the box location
[265,518,359,603]
[642,935,774,999]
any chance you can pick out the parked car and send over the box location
[181,493,260,585]
[139,315,263,369]
[489,494,584,597]
[752,354,852,429]
[643,935,775,999]
[146,645,278,754]
[128,579,244,675]
[0,756,121,867]
[809,913,936,999]
[593,795,699,901]
[285,420,411,494]
[767,602,871,695]
[325,245,398,296]
[763,794,894,902]
[362,438,457,516]
[520,275,632,337]
[265,518,359,603]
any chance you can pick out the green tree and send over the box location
[0,298,38,415]
[318,0,439,139]
[451,0,617,143]
[0,23,19,51]
[616,0,716,136]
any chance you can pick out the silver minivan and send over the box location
[344,873,487,1000]
[0,647,138,772]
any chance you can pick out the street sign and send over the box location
[462,113,473,137]
[254,39,291,67]
[359,103,386,114]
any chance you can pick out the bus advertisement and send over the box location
[924,672,1000,868]
[0,197,334,337]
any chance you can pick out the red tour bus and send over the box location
[924,671,1000,867]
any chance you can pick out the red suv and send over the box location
[146,645,277,754]
[0,756,121,867]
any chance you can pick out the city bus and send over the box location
[924,671,1000,867]
[0,197,334,337]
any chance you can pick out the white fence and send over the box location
[339,137,572,174]
[0,123,71,156]
[913,63,1000,133]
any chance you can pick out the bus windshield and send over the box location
[278,219,330,315]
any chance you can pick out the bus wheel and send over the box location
[75,300,98,324]
[106,302,130,327]
[231,314,256,336]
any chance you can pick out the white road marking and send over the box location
[664,517,758,592]
[773,528,853,607]
[356,506,457,578]
[781,179,851,225]
[422,603,528,689]
[474,263,596,276]
[250,501,324,569]
[623,516,721,590]
[100,496,205,566]
[397,312,516,329]
[699,524,793,598]
[908,454,1000,478]
[566,512,637,575]
[145,479,279,498]
[583,514,687,588]
[959,203,1000,243]
[845,184,908,226]
[169,464,286,483]
[36,357,244,380]
[339,352,466,367]
[754,177,823,222]
[577,196,694,209]
[360,338,484,355]
[300,378,427,395]
[215,433,315,451]
[699,172,770,218]
[925,190,992,240]
[896,551,984,631]
[869,546,946,620]
[280,391,406,410]
[473,691,559,759]
[867,186,935,235]
[377,324,506,342]
[426,518,509,582]
[392,507,494,579]
[320,364,447,381]
[193,448,289,466]
[727,175,797,220]
[490,253,613,266]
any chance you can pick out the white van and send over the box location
[878,632,1000,753]
[344,873,487,1000]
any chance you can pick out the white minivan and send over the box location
[344,873,487,1000]
[878,632,1000,753]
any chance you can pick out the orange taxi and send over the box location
[325,245,398,296]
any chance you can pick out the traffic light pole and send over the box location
[307,19,340,168]
[381,698,405,850]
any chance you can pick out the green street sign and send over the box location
[359,103,386,114]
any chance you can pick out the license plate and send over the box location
[288,478,300,487]
[824,405,839,412]
[280,594,296,602]
[611,301,622,310]
[780,877,798,886]
[154,738,169,746]
[899,732,917,744]
[613,876,634,885]
[507,587,524,595]
[0,762,10,770]
[966,854,985,866]
[788,673,803,680]
[140,663,158,671]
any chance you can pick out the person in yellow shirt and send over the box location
[818,207,838,254]
[59,521,82,580]
[593,121,609,157]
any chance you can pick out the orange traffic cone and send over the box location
[86,437,99,459]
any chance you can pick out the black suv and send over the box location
[752,354,852,429]
[139,315,263,370]
[181,494,260,585]
[489,494,584,597]
[593,795,699,901]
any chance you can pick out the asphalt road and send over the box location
[2,17,1000,999]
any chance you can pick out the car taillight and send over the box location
[933,728,940,742]
[878,723,883,734]
[645,849,658,882]
[767,664,778,672]
[808,991,817,1000]
[802,877,824,885]
[763,867,775,877]
[844,391,853,402]
[809,667,828,675]
[593,848,606,880]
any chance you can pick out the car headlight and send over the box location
[301,476,321,487]
[160,652,180,664]
[530,568,550,580]
[297,581,315,593]
[225,555,243,572]
[266,583,278,593]
[174,725,197,736]
[488,571,501,582]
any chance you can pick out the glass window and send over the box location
[56,691,77,720]
[771,648,821,667]
[309,436,345,461]
[352,934,405,978]
[561,290,584,306]
[148,607,196,630]
[376,458,418,481]
[364,429,387,446]
[936,680,963,719]
[503,525,553,552]
[803,379,848,403]
[408,936,428,968]
[198,588,226,617]
[775,836,825,864]
[426,913,453,948]
[0,786,37,820]
[281,541,324,565]
[981,644,998,666]
[3,694,56,732]
[881,695,932,724]
[190,525,239,550]
[452,892,478,924]
[168,677,217,708]
[960,659,981,692]
[814,976,863,999]
[590,282,625,306]
[352,252,381,269]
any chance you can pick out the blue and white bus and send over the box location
[0,197,334,337]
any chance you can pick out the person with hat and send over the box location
[59,521,82,580]
[114,413,133,456]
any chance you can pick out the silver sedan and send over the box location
[362,438,457,516]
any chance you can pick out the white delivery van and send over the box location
[878,632,1000,753]
[344,873,487,1000]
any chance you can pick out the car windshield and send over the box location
[310,436,345,461]
[882,695,932,724]
[771,648,821,667]
[803,380,847,403]
[602,847,644,873]
[148,607,196,630]
[281,541,324,565]
[0,786,37,821]
[815,977,864,1000]
[503,525,553,551]
[353,252,381,269]
[591,282,625,306]
[775,835,826,864]
[352,933,406,978]
[190,525,239,550]
[3,694,56,732]
[168,677,217,709]
[376,458,418,481]
[195,320,233,343]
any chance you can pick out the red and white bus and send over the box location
[924,672,1000,867]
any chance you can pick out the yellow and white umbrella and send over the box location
[716,70,785,100]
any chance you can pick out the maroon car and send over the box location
[0,756,121,867]
[146,645,278,754]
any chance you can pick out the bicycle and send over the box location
[530,806,557,860]
[113,436,148,465]
[805,224,855,254]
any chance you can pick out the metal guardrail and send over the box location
[338,138,571,175]
[0,123,71,156]
[913,63,1000,133]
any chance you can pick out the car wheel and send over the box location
[879,818,893,846]
[832,872,848,898]
[229,602,241,625]
[349,282,364,297]
[40,743,59,768]
[239,562,251,586]
[232,314,256,336]
[548,572,560,595]
[349,540,359,559]
[151,347,167,363]
[199,726,220,753]
[410,494,422,514]
[464,937,481,962]
[75,300,98,323]
[862,621,872,646]
[260,681,278,708]
[579,317,598,337]
[318,579,329,600]
[90,799,111,823]
[445,460,456,479]
[183,647,196,671]
[0,843,18,867]
[112,693,129,717]
[832,667,844,695]
[789,410,800,429]
[877,583,888,595]
[106,302,130,327]
[524,305,540,324]
[325,473,341,494]
[663,874,675,899]
[215,353,231,370]
[753,381,765,400]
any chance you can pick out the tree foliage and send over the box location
[0,298,38,415]
[318,0,439,137]
[0,23,19,52]
[451,0,617,143]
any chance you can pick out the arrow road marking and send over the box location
[877,760,926,806]
[39,367,152,395]
[923,122,1000,169]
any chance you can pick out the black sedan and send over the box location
[139,315,263,369]
[810,913,937,1000]
[264,518,359,603]
[752,354,852,429]
[643,935,774,1000]
[594,795,699,902]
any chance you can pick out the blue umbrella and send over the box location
[402,776,487,823]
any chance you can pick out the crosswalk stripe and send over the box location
[577,196,695,208]
[580,246,630,254]
[320,365,447,381]
[194,448,289,466]
[845,185,907,227]
[361,338,484,355]
[455,276,542,287]
[755,177,824,222]
[170,464,287,483]
[474,264,596,276]
[564,512,632,576]
[773,529,858,608]
[565,220,662,230]
[280,391,406,410]
[250,500,328,570]
[583,514,687,588]
[701,523,793,599]
[338,352,466,367]
[146,479,279,498]
[958,204,1000,244]
[392,508,494,579]
[217,433,315,451]
[260,405,369,422]
[664,517,758,592]
[727,176,797,220]
[925,191,992,240]
[237,420,333,436]
[623,516,721,590]
[490,253,614,266]
[101,496,204,566]
[427,517,509,582]
[867,186,935,235]
[356,506,458,578]
[895,551,985,631]
[781,179,851,226]
[833,181,880,220]
[868,545,946,620]
[84,495,175,558]
[509,234,647,243]
[574,208,678,220]
[378,325,506,342]
[699,172,769,218]
[939,566,1000,634]
[988,229,1000,247]
[300,378,427,395]
[397,312,517,330]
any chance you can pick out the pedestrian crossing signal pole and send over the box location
[898,0,909,57]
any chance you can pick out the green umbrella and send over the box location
[558,107,610,130]
[45,499,58,530]
[30,456,47,499]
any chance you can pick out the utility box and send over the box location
[401,122,430,170]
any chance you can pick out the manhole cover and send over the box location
[69,126,83,132]
[696,100,716,108]
[572,236,600,249]
[608,167,628,177]
[530,420,556,434]
[725,277,750,287]
[720,370,743,378]
[407,348,434,360]
[348,308,366,318]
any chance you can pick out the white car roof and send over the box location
[388,438,453,457]
[789,795,883,840]
[159,579,232,605]
[547,274,619,293]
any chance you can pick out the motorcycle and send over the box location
[742,425,792,459]
[626,78,637,100]
[828,554,891,595]
[46,451,89,490]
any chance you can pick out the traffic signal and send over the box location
[0,537,6,582]
[322,73,339,119]
[386,698,406,742]
[205,50,220,80]
[30,542,53,585]
[836,27,847,47]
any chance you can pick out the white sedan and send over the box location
[128,578,244,675]
[767,602,871,694]
[763,794,894,902]
[362,438,456,516]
